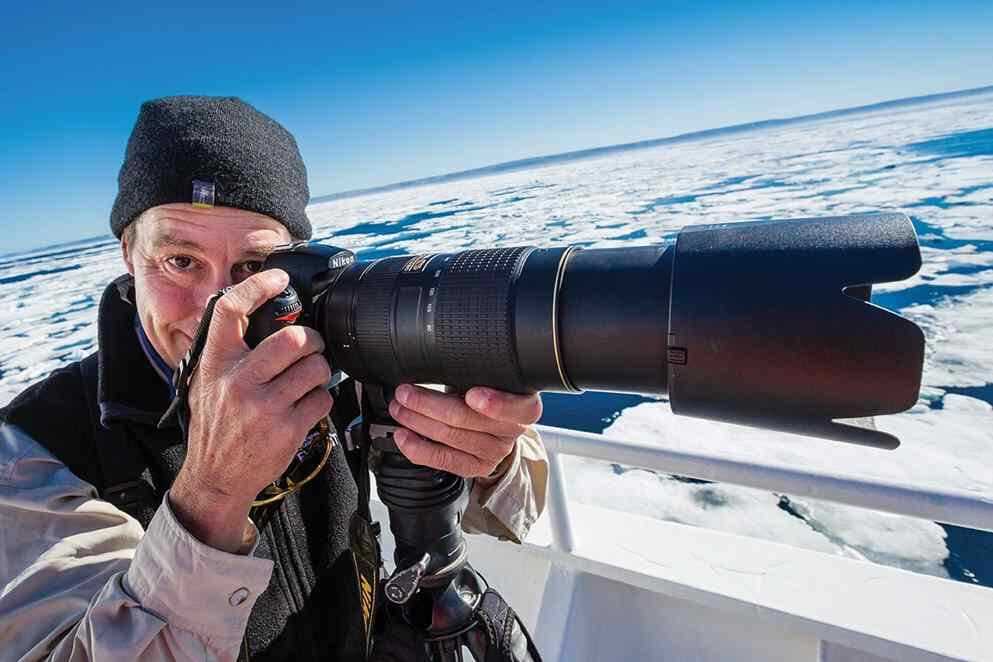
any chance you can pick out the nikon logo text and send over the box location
[330,254,354,269]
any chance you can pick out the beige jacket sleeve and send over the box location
[0,424,273,662]
[463,427,548,543]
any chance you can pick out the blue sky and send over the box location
[1,1,990,254]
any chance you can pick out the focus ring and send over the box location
[434,248,529,392]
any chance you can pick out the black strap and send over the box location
[80,353,159,526]
[159,288,229,433]
[475,589,543,662]
[341,381,375,523]
[371,586,543,662]
[338,379,383,659]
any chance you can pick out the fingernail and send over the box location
[388,399,400,418]
[393,429,406,446]
[395,384,411,406]
[468,388,488,410]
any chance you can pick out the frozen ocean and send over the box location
[1,89,991,587]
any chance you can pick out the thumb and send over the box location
[203,269,290,364]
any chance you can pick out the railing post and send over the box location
[545,445,577,553]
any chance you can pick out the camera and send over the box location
[248,211,925,448]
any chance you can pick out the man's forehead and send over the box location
[139,204,290,250]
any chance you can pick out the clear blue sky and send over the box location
[1,0,990,254]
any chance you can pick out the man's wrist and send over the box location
[488,437,519,478]
[169,474,255,554]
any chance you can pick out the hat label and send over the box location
[192,180,215,208]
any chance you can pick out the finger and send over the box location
[393,384,527,437]
[394,428,496,478]
[267,353,333,406]
[205,269,290,361]
[388,400,509,465]
[291,386,334,433]
[465,387,543,425]
[242,326,326,385]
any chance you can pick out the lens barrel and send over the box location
[318,244,670,395]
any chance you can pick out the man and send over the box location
[0,96,547,660]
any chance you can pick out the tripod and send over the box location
[350,384,542,662]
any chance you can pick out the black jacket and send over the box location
[1,275,367,660]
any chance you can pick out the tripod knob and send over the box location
[385,552,431,604]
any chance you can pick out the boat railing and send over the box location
[535,423,993,554]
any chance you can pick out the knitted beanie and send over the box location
[110,96,312,239]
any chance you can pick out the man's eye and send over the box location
[166,255,198,271]
[235,261,265,279]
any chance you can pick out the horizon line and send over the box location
[5,82,991,259]
[312,83,993,204]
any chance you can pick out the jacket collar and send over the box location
[96,275,176,430]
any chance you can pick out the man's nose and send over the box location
[193,271,236,311]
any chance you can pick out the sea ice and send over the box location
[3,89,992,584]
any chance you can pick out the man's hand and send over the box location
[388,384,542,478]
[169,269,333,553]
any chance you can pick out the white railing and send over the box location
[535,424,993,553]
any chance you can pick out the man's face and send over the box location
[122,203,293,369]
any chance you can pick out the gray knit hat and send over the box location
[110,96,312,239]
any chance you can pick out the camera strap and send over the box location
[339,380,384,659]
[158,288,229,434]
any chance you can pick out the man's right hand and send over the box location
[169,269,334,553]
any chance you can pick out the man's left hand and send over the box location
[388,384,542,478]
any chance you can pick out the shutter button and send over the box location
[229,587,251,606]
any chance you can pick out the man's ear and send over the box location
[121,227,135,276]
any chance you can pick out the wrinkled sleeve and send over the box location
[462,427,548,543]
[0,424,273,662]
